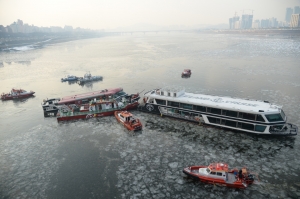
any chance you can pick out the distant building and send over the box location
[241,14,253,29]
[269,18,278,28]
[285,8,293,22]
[252,20,260,29]
[0,25,6,32]
[229,16,240,29]
[260,19,270,28]
[51,26,63,32]
[294,6,300,14]
[290,14,300,27]
[64,25,73,32]
[17,19,23,33]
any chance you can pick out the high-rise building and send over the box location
[241,14,253,29]
[252,20,260,29]
[285,8,293,22]
[290,14,300,27]
[229,16,240,29]
[261,19,270,28]
[294,6,300,14]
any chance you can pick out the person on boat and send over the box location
[238,169,243,180]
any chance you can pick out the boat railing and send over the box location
[269,123,298,135]
[59,102,128,117]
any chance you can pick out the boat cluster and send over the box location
[61,72,103,85]
[2,68,299,189]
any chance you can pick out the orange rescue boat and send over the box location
[114,111,142,131]
[183,162,255,189]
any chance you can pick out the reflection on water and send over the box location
[0,33,299,198]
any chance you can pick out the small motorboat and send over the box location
[181,69,191,77]
[77,72,103,85]
[1,88,35,100]
[61,75,78,82]
[183,162,255,189]
[114,111,142,131]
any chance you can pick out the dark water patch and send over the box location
[46,137,121,199]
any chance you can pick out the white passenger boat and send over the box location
[138,86,298,136]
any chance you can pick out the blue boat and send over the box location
[61,75,78,82]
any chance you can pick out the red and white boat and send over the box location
[56,97,139,122]
[183,163,255,189]
[42,87,140,116]
[1,88,35,100]
[114,111,142,131]
[181,69,191,77]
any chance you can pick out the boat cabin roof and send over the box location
[120,111,133,118]
[58,87,123,104]
[145,87,282,114]
[184,69,191,72]
[208,163,229,172]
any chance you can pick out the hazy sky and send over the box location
[0,0,299,30]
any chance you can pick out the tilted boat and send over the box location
[77,72,103,85]
[42,87,140,116]
[1,88,35,100]
[61,74,78,82]
[181,69,191,77]
[56,97,139,122]
[114,111,142,131]
[183,163,255,189]
[138,86,298,136]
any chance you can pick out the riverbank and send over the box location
[0,32,107,51]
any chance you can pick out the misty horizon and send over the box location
[1,0,300,31]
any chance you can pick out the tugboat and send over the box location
[181,69,191,77]
[183,163,255,189]
[61,74,78,82]
[114,111,142,131]
[1,88,35,100]
[77,72,103,85]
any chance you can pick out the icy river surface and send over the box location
[0,33,300,198]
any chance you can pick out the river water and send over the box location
[0,33,300,198]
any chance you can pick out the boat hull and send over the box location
[57,102,138,122]
[1,92,35,100]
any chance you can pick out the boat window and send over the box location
[222,110,238,117]
[238,112,243,118]
[265,114,284,122]
[280,110,286,120]
[168,92,170,96]
[256,114,265,122]
[242,113,256,120]
[180,103,193,110]
[224,120,237,127]
[155,99,166,105]
[217,172,222,176]
[206,168,210,173]
[210,172,216,175]
[193,105,206,112]
[241,123,254,131]
[148,98,154,103]
[161,92,164,96]
[207,107,221,115]
[270,125,285,132]
[207,117,220,124]
[181,111,191,116]
[255,125,266,132]
[168,101,180,107]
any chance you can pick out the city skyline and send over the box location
[0,0,299,31]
